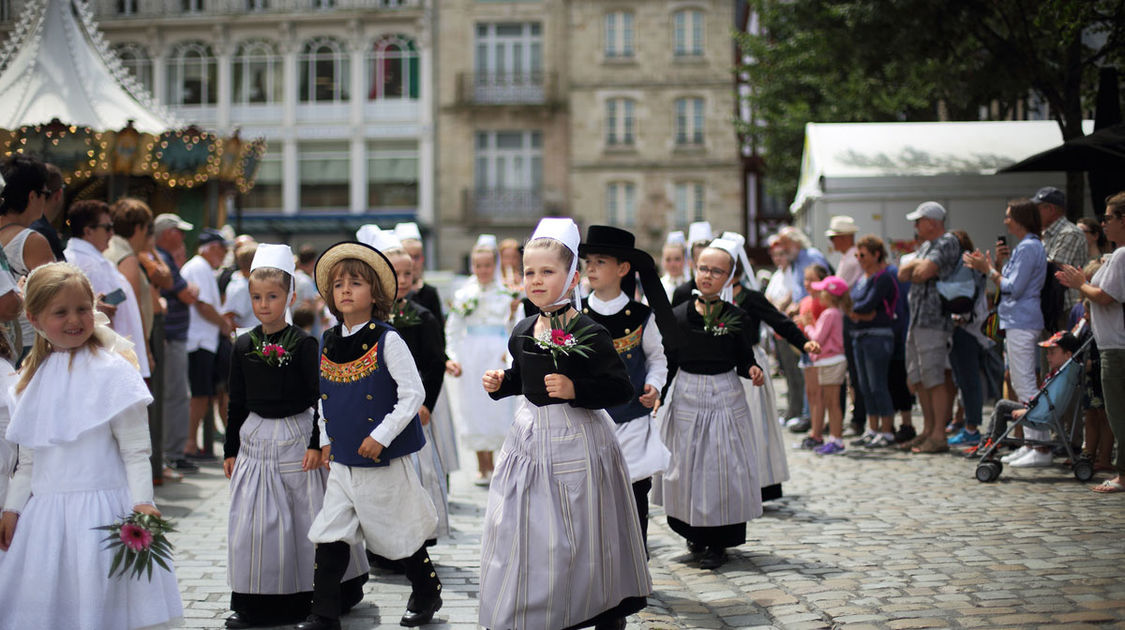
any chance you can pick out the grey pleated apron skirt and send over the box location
[428,387,461,474]
[660,370,763,528]
[479,401,652,630]
[227,411,367,594]
[412,423,450,538]
[744,345,790,491]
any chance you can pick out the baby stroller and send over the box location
[974,331,1095,483]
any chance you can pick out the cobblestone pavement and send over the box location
[164,408,1125,629]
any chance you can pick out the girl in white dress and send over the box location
[445,236,516,484]
[0,262,182,630]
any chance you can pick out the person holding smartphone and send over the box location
[63,200,150,378]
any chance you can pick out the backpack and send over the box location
[1041,261,1066,333]
[937,263,978,315]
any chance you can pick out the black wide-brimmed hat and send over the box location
[314,241,397,304]
[577,225,655,271]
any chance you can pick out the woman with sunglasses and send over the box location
[0,155,58,364]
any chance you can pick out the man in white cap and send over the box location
[826,216,862,288]
[898,201,961,454]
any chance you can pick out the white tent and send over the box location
[791,120,1094,258]
[0,0,174,133]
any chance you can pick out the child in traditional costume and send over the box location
[714,232,813,501]
[358,225,451,545]
[222,244,367,628]
[658,239,817,570]
[579,225,677,550]
[670,221,715,306]
[445,234,516,485]
[480,218,651,630]
[298,242,441,630]
[660,230,691,300]
[0,262,182,629]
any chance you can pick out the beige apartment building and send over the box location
[434,0,742,268]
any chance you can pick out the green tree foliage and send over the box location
[739,0,1125,206]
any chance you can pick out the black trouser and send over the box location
[632,477,652,553]
[312,542,441,619]
[843,318,866,428]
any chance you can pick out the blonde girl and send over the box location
[0,262,181,629]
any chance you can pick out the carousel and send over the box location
[0,0,264,228]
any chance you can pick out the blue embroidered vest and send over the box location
[320,320,426,468]
[583,302,651,423]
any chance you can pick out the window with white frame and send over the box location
[242,144,281,211]
[113,43,153,95]
[182,0,203,12]
[167,41,217,106]
[474,23,541,89]
[233,40,282,105]
[368,143,419,207]
[675,97,704,145]
[673,9,704,57]
[300,37,350,103]
[606,182,637,227]
[474,131,542,192]
[674,182,705,225]
[368,35,419,100]
[117,0,137,15]
[605,98,635,146]
[299,142,350,209]
[604,11,633,58]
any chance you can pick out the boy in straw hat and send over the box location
[579,225,679,552]
[222,244,367,628]
[300,242,442,630]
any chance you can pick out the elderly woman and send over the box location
[1057,191,1125,493]
[964,198,1047,467]
[847,235,899,448]
[62,200,150,377]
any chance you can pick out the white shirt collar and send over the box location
[341,320,370,337]
[586,291,628,315]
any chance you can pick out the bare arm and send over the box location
[0,291,21,321]
[21,232,55,270]
[910,259,939,283]
[117,255,146,308]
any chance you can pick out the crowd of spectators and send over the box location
[745,188,1125,492]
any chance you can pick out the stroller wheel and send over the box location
[976,461,1002,483]
[1072,459,1095,482]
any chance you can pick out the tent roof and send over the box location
[0,0,175,134]
[792,120,1094,213]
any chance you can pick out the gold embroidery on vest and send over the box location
[321,343,380,383]
[613,326,642,354]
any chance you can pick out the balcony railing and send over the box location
[69,0,420,20]
[455,72,558,107]
[464,188,545,225]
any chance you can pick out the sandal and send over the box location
[912,438,950,454]
[899,434,927,451]
[1091,479,1124,493]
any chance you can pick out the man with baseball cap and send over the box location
[1034,186,1086,320]
[155,213,201,475]
[898,201,961,454]
[825,216,862,287]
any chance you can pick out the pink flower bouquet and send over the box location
[94,512,175,581]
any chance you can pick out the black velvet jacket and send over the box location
[489,312,633,409]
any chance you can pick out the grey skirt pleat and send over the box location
[412,423,450,538]
[428,388,461,473]
[228,411,366,594]
[479,401,652,630]
[660,370,763,528]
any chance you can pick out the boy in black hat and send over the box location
[579,225,678,550]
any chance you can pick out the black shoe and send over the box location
[295,615,340,630]
[400,594,442,627]
[788,418,811,433]
[168,458,199,473]
[225,612,254,628]
[686,540,704,556]
[699,547,727,570]
[893,425,917,444]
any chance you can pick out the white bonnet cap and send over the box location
[394,222,423,242]
[687,221,713,245]
[250,243,295,276]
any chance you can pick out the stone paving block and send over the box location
[886,617,953,629]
